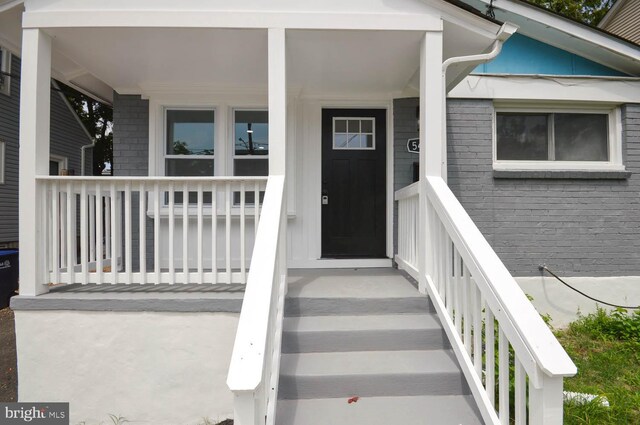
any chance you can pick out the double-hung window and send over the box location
[494,107,622,171]
[0,46,10,96]
[165,108,215,203]
[233,109,268,203]
[165,109,215,176]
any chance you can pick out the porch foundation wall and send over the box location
[14,309,237,425]
[393,98,640,278]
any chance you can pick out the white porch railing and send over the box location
[395,178,576,425]
[227,175,287,425]
[37,176,267,285]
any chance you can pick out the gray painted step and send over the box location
[276,395,483,425]
[285,297,436,316]
[282,314,449,353]
[278,350,469,400]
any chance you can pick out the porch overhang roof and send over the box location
[1,0,511,100]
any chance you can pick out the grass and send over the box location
[555,308,640,424]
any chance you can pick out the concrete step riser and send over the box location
[285,297,436,317]
[282,329,450,353]
[278,372,470,400]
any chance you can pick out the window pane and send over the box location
[166,110,215,156]
[235,110,269,156]
[363,134,374,148]
[233,159,267,204]
[361,119,373,133]
[348,120,360,133]
[234,158,268,176]
[347,134,361,148]
[166,158,214,176]
[554,114,608,161]
[335,119,347,133]
[496,113,549,160]
[334,134,348,148]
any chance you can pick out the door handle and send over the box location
[321,191,329,205]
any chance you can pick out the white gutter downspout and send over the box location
[80,139,95,176]
[439,23,518,181]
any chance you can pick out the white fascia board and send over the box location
[0,0,22,13]
[22,10,443,31]
[471,0,640,63]
[448,74,640,103]
[427,0,503,39]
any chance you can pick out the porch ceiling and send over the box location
[45,25,499,98]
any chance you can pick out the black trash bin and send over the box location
[0,249,18,308]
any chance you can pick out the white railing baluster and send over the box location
[96,185,103,284]
[52,181,60,285]
[66,182,74,285]
[80,182,88,285]
[168,182,175,285]
[110,182,117,284]
[240,182,246,284]
[37,176,266,288]
[225,182,231,284]
[515,358,526,425]
[211,183,218,284]
[125,181,132,285]
[105,195,111,264]
[183,182,189,284]
[89,193,96,263]
[139,182,146,285]
[486,309,496,406]
[475,292,484,377]
[197,183,203,285]
[394,177,575,425]
[499,328,510,425]
[154,182,161,285]
[453,248,461,334]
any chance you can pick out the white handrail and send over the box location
[395,176,576,425]
[426,176,575,378]
[227,175,286,425]
[39,176,267,285]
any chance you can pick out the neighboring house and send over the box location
[598,0,640,44]
[0,43,94,248]
[2,0,639,424]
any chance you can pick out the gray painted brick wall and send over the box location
[0,53,92,245]
[112,92,152,270]
[447,100,640,277]
[394,98,640,277]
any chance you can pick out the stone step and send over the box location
[284,297,436,317]
[278,350,469,400]
[276,395,483,425]
[282,314,448,353]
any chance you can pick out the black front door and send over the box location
[321,109,387,258]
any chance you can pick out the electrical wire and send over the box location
[539,265,639,310]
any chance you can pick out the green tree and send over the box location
[525,0,616,26]
[58,83,113,175]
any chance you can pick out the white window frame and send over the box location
[492,104,625,171]
[493,104,624,172]
[162,106,216,177]
[49,154,68,176]
[0,141,5,184]
[0,46,10,96]
[231,107,269,177]
[332,117,376,150]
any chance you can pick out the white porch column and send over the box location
[268,28,288,276]
[418,30,444,292]
[19,28,52,296]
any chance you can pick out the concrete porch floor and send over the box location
[10,268,419,312]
